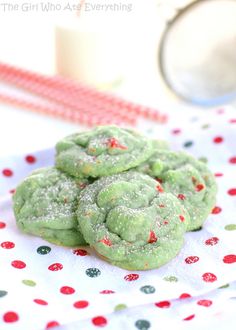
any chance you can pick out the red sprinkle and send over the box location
[156,184,164,193]
[179,215,185,222]
[211,206,222,214]
[107,138,127,150]
[178,194,186,200]
[163,220,169,225]
[148,231,157,244]
[196,184,205,192]
[159,204,165,208]
[99,237,112,246]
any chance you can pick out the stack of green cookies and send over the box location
[13,126,217,270]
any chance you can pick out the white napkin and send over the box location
[0,106,236,329]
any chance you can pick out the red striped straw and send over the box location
[0,62,168,125]
[0,92,123,127]
[0,66,136,125]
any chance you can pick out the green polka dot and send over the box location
[225,224,236,231]
[140,285,156,294]
[135,320,151,330]
[37,246,51,255]
[219,283,230,289]
[163,275,178,282]
[85,268,101,278]
[22,279,36,287]
[114,304,127,311]
[202,123,210,129]
[0,290,7,297]
[183,141,193,148]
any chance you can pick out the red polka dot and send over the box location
[183,314,195,321]
[73,300,89,309]
[155,300,171,308]
[92,316,107,327]
[197,299,212,307]
[179,293,192,299]
[213,136,223,143]
[73,249,88,256]
[1,241,15,249]
[214,173,223,177]
[100,290,115,294]
[185,256,199,264]
[171,128,181,135]
[124,274,139,281]
[229,157,236,164]
[46,321,60,329]
[34,299,48,305]
[229,119,236,123]
[0,221,6,229]
[11,260,26,269]
[3,311,19,323]
[60,286,75,295]
[205,237,219,246]
[223,254,236,264]
[25,155,36,164]
[2,169,13,177]
[228,188,236,196]
[202,272,217,283]
[211,206,222,214]
[9,189,16,194]
[48,263,63,271]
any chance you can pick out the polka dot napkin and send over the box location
[0,106,236,330]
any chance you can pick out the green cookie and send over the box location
[55,126,154,178]
[77,171,189,270]
[137,150,217,231]
[13,167,88,247]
